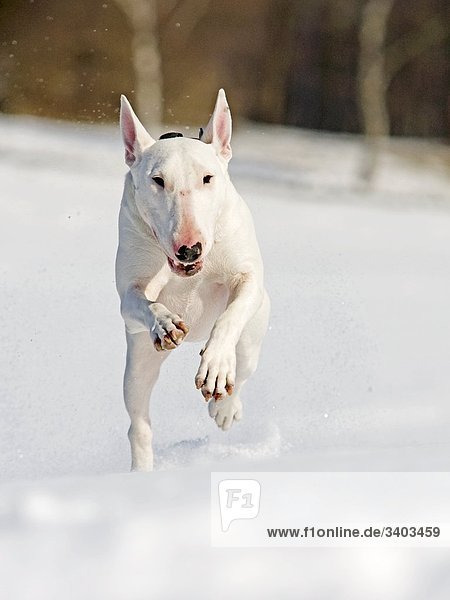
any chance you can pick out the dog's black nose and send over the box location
[175,242,202,263]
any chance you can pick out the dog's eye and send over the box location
[152,176,165,188]
[203,175,213,185]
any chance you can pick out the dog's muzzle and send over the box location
[167,256,203,278]
[168,242,203,277]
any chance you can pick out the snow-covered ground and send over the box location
[0,115,449,598]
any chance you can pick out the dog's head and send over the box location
[120,89,232,278]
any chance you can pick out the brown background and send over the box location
[0,0,448,137]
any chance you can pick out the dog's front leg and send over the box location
[124,330,167,471]
[120,276,189,472]
[195,272,262,400]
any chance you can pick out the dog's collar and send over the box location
[159,132,183,140]
[159,129,203,141]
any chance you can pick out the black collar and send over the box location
[159,130,203,141]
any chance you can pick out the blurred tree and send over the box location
[357,0,449,182]
[0,0,447,139]
[357,0,394,183]
[113,0,162,125]
[358,0,394,139]
[284,0,449,140]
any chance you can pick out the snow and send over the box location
[0,115,450,598]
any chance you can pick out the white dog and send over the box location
[116,89,270,471]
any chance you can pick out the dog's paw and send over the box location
[195,343,236,400]
[208,396,242,431]
[149,303,188,351]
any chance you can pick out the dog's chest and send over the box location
[157,278,229,342]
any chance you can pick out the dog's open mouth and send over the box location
[168,257,203,277]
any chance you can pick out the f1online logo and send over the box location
[218,480,261,531]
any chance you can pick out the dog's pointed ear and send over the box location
[120,95,155,167]
[200,88,232,162]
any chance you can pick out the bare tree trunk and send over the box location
[114,0,162,126]
[357,2,448,185]
[357,0,394,185]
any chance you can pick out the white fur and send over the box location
[116,89,270,471]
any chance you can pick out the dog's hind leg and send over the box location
[124,330,168,471]
[209,290,270,430]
